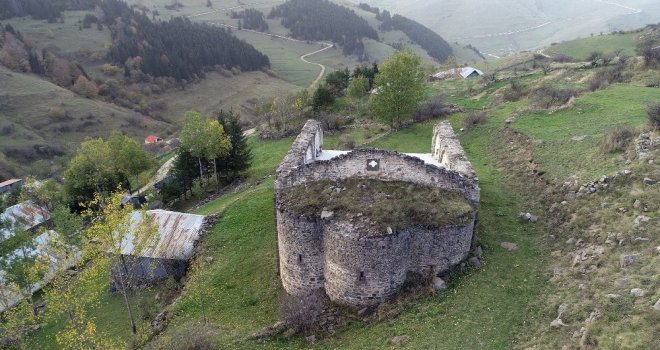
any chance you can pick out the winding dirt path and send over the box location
[300,44,333,87]
[187,6,332,89]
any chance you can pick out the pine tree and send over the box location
[217,110,253,179]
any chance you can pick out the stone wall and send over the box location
[276,148,479,205]
[433,121,476,178]
[275,119,480,306]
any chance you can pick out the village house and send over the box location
[429,67,484,81]
[0,202,51,241]
[0,179,23,194]
[111,210,209,288]
[144,135,163,144]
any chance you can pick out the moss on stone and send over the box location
[280,178,474,232]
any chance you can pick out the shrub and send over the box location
[317,112,352,131]
[462,111,487,130]
[602,126,635,153]
[100,63,121,76]
[47,106,67,120]
[0,124,15,135]
[72,75,99,98]
[503,80,527,102]
[532,87,578,108]
[648,103,660,128]
[312,84,335,111]
[411,95,447,122]
[588,63,629,91]
[278,291,324,333]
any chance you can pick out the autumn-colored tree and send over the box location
[72,75,99,98]
[82,191,158,335]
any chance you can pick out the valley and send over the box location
[0,1,658,349]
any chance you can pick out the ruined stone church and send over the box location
[275,120,480,306]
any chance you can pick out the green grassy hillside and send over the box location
[362,0,660,57]
[545,31,640,60]
[0,65,171,178]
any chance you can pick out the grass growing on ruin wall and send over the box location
[280,179,474,233]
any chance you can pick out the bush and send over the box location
[602,126,635,152]
[312,84,335,111]
[72,75,99,98]
[317,112,352,131]
[588,63,629,91]
[411,95,447,122]
[278,291,324,333]
[100,63,121,76]
[648,103,660,128]
[462,111,487,130]
[532,87,578,108]
[503,80,527,102]
[47,106,67,120]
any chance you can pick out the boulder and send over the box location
[643,177,656,186]
[432,276,448,291]
[654,299,660,311]
[550,318,566,328]
[620,253,642,268]
[473,245,483,258]
[390,335,410,345]
[500,242,518,251]
[305,335,317,344]
[633,215,651,228]
[468,256,482,268]
[519,212,539,223]
[630,288,646,298]
[321,210,334,220]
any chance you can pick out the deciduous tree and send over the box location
[370,50,425,128]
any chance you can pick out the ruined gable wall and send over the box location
[277,149,479,205]
[276,119,323,181]
[433,121,476,178]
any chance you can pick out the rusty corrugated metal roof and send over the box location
[0,202,50,240]
[120,210,207,260]
[0,179,22,188]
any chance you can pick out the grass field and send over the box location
[509,84,657,182]
[545,32,640,60]
[4,11,111,56]
[159,71,301,125]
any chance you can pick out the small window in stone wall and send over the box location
[297,254,303,263]
[358,271,366,282]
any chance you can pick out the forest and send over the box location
[231,8,269,32]
[268,0,378,58]
[0,0,270,81]
[379,11,453,63]
[100,0,270,80]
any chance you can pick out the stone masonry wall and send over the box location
[275,119,480,306]
[433,121,477,178]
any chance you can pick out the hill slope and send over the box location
[0,65,171,178]
[360,0,660,57]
